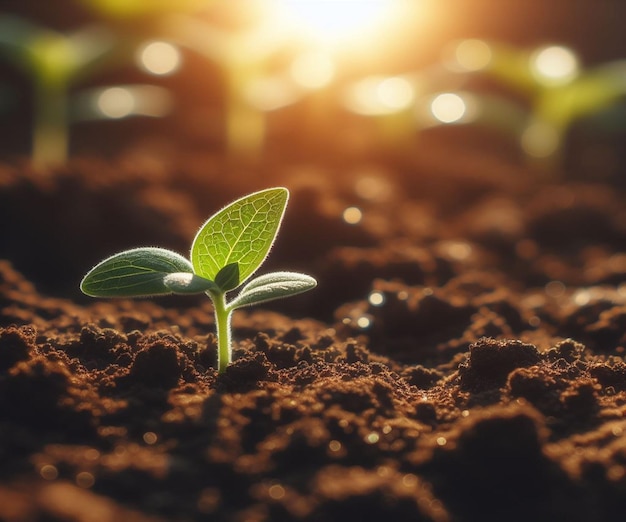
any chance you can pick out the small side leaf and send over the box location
[163,272,218,294]
[215,262,240,292]
[228,271,317,310]
[191,187,288,285]
[80,247,193,297]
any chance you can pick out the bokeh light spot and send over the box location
[40,464,58,480]
[521,121,560,158]
[143,431,158,445]
[454,39,492,71]
[268,484,286,500]
[96,87,135,119]
[377,77,415,110]
[76,471,95,488]
[343,206,363,224]
[354,175,392,201]
[545,280,566,298]
[366,432,380,444]
[356,315,372,328]
[345,76,414,116]
[368,291,385,306]
[430,93,466,123]
[328,440,342,452]
[531,45,579,84]
[137,41,181,76]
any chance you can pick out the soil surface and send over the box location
[2,143,626,521]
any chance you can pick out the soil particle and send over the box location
[417,404,577,522]
[0,324,34,371]
[457,337,541,391]
[129,341,184,390]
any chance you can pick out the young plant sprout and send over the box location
[80,187,316,373]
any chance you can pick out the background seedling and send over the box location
[0,15,115,168]
[80,187,317,373]
[441,40,626,174]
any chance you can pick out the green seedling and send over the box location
[80,187,317,373]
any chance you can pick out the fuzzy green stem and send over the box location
[211,291,233,373]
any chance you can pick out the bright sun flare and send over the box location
[276,0,397,44]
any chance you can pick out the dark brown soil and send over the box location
[2,144,626,521]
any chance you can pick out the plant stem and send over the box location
[211,291,233,373]
[33,76,68,169]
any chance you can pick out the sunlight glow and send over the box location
[344,76,415,115]
[531,45,579,85]
[137,40,182,76]
[276,0,397,44]
[290,51,335,89]
[245,77,300,111]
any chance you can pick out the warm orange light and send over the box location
[290,51,335,89]
[344,76,415,116]
[342,206,363,224]
[245,77,300,111]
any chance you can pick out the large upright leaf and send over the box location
[191,187,288,286]
[80,247,194,297]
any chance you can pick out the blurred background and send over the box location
[0,0,625,181]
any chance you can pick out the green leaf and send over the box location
[215,262,240,292]
[191,187,288,286]
[228,271,317,310]
[80,247,193,297]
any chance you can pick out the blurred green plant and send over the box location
[81,187,317,373]
[78,0,208,20]
[443,40,626,173]
[0,15,116,167]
